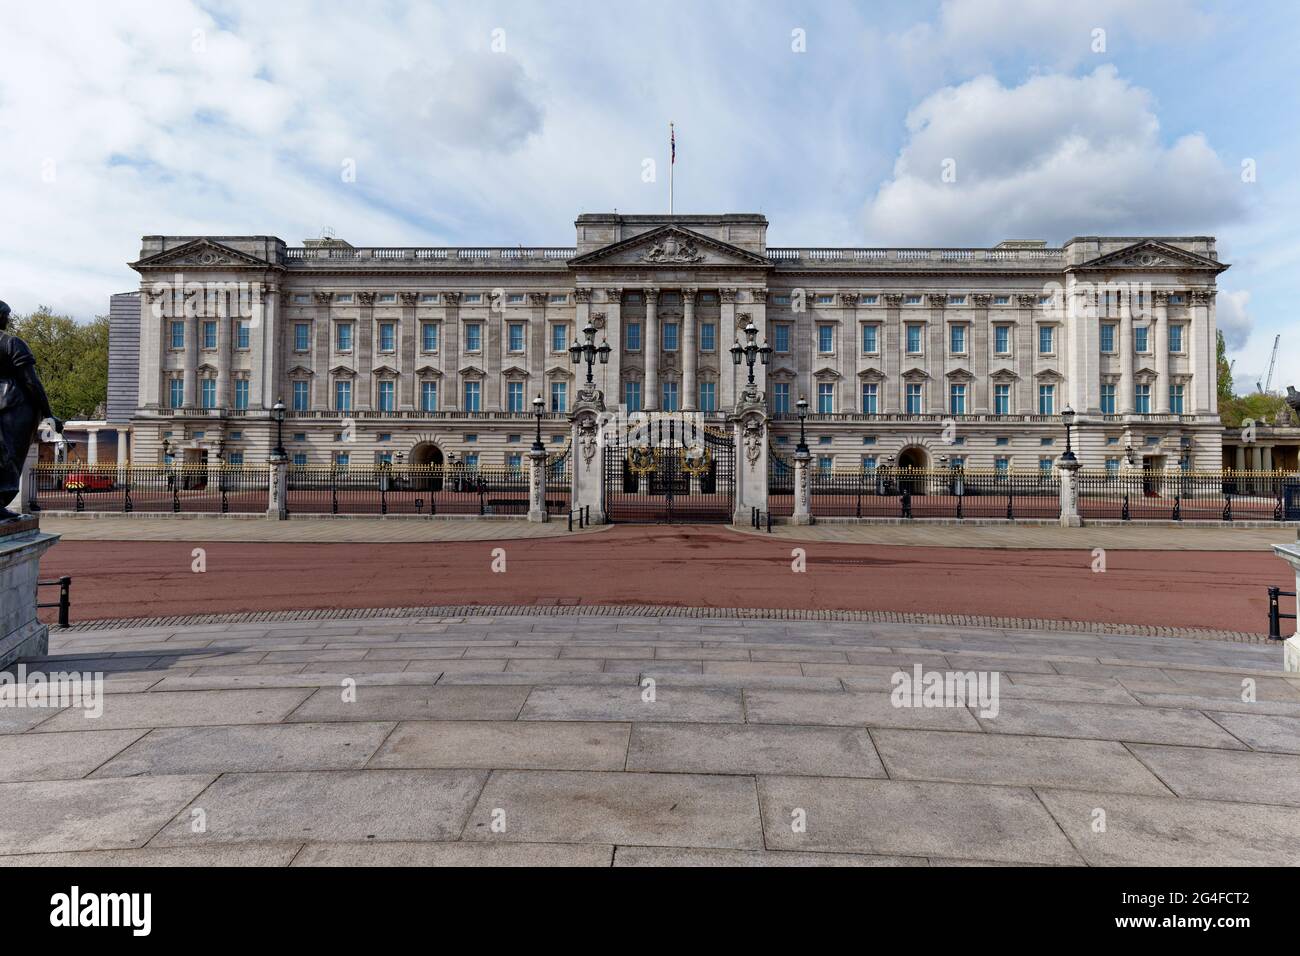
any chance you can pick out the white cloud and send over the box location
[862,66,1243,245]
[1216,289,1252,351]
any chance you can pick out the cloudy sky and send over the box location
[2,0,1297,392]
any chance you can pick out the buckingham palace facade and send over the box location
[124,213,1228,473]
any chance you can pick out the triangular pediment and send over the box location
[1073,240,1225,272]
[501,365,530,377]
[286,364,315,377]
[372,364,398,377]
[857,366,885,381]
[414,365,442,377]
[569,225,772,268]
[329,365,356,378]
[459,364,485,378]
[132,238,273,269]
[813,366,842,381]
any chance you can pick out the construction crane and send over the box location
[1258,334,1281,393]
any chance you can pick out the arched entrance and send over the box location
[896,446,928,495]
[410,442,444,491]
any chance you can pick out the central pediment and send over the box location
[569,225,772,268]
[1073,240,1226,273]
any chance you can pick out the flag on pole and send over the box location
[671,123,675,164]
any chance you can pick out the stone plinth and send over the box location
[0,517,61,670]
[1270,543,1300,671]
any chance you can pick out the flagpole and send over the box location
[669,122,674,215]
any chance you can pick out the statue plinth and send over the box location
[0,514,61,669]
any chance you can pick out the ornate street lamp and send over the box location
[569,322,611,385]
[795,396,810,455]
[271,398,287,459]
[532,394,546,452]
[729,320,772,386]
[1060,405,1077,462]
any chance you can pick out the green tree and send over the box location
[9,307,110,420]
[1216,330,1234,406]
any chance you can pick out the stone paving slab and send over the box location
[758,776,1082,865]
[368,720,630,771]
[291,841,614,866]
[626,723,885,778]
[34,688,313,733]
[743,688,981,731]
[1201,712,1300,753]
[975,699,1248,748]
[0,729,147,782]
[463,770,764,850]
[612,846,923,866]
[287,684,530,723]
[1036,789,1300,866]
[519,685,743,723]
[0,844,302,866]
[1127,744,1300,806]
[149,770,487,846]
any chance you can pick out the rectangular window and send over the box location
[201,379,216,409]
[506,294,524,304]
[662,322,679,351]
[661,381,679,411]
[379,323,395,352]
[995,457,1009,475]
[202,321,217,349]
[422,323,439,352]
[817,455,833,475]
[1100,383,1116,414]
[508,323,525,352]
[698,381,716,412]
[1135,383,1151,414]
[290,453,305,467]
[906,324,922,354]
[1100,323,1116,353]
[549,294,567,304]
[817,382,834,414]
[463,380,481,412]
[1134,326,1149,353]
[994,295,1009,305]
[624,380,641,411]
[234,379,249,411]
[377,380,395,412]
[551,323,567,352]
[772,382,790,415]
[949,325,966,354]
[292,380,308,411]
[994,325,1010,354]
[1038,384,1055,415]
[861,382,878,414]
[378,293,396,304]
[626,322,641,350]
[506,452,523,472]
[1039,458,1054,474]
[700,323,716,351]
[463,452,479,469]
[862,325,878,353]
[774,324,791,353]
[862,455,877,471]
[949,383,967,415]
[818,325,834,353]
[465,324,482,351]
[236,321,250,350]
[905,383,923,414]
[336,323,353,351]
[993,383,1010,415]
[507,381,524,413]
[170,321,184,349]
[1169,324,1184,353]
[335,380,352,411]
[168,378,184,408]
[1169,384,1184,413]
[904,295,921,305]
[421,380,438,412]
[335,452,350,467]
[550,381,567,412]
[1038,325,1054,354]
[1105,457,1120,475]
[294,322,311,351]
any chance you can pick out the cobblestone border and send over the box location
[59,603,1274,644]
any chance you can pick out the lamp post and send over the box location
[1060,405,1077,463]
[729,320,772,387]
[532,394,545,452]
[569,321,611,386]
[795,396,809,456]
[271,398,287,460]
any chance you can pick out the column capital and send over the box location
[356,291,376,306]
[1151,290,1170,305]
[604,288,622,303]
[399,291,419,306]
[719,288,737,303]
[1190,289,1216,304]
[645,287,660,303]
[1015,293,1036,308]
[840,293,860,307]
[928,293,949,308]
[751,289,768,304]
[574,287,592,303]
[681,287,698,302]
[971,294,991,308]
[443,291,462,305]
[528,292,549,306]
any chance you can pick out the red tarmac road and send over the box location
[35,525,1290,633]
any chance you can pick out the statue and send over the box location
[1286,385,1300,424]
[0,301,63,519]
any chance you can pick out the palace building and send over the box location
[121,213,1230,475]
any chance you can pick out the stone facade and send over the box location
[124,214,1227,472]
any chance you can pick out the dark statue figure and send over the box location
[0,301,62,519]
[1286,385,1300,422]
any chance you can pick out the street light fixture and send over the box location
[729,321,772,386]
[1060,405,1077,462]
[569,322,611,385]
[795,396,810,455]
[532,394,546,452]
[271,398,287,459]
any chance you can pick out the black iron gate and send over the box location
[603,419,735,522]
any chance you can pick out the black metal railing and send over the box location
[751,506,773,533]
[1077,470,1299,521]
[29,464,267,514]
[37,575,71,627]
[567,505,590,531]
[285,465,533,516]
[1268,585,1297,640]
[769,467,1061,519]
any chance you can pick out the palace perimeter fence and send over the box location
[766,462,1300,522]
[28,453,573,517]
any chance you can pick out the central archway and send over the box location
[896,445,929,495]
[410,442,444,491]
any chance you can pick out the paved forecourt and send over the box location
[0,612,1297,866]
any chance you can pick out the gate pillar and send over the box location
[729,387,769,523]
[569,383,607,524]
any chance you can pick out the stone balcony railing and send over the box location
[765,248,1066,267]
[283,247,577,267]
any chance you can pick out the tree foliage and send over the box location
[9,306,110,421]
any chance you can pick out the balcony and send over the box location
[765,247,1065,269]
[283,247,577,268]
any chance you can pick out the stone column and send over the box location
[972,295,990,414]
[927,294,945,414]
[86,429,99,466]
[183,310,199,408]
[644,288,660,410]
[356,292,374,411]
[443,292,461,410]
[682,288,698,410]
[267,454,288,519]
[117,430,129,466]
[1263,445,1274,472]
[792,449,812,525]
[883,294,902,412]
[731,399,768,523]
[400,292,419,410]
[217,308,233,409]
[719,288,737,411]
[1189,290,1211,413]
[602,289,623,401]
[528,445,549,523]
[1119,292,1135,414]
[1235,444,1246,471]
[313,292,332,410]
[1153,291,1170,413]
[263,283,282,410]
[1057,455,1081,527]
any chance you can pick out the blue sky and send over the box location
[2,0,1297,392]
